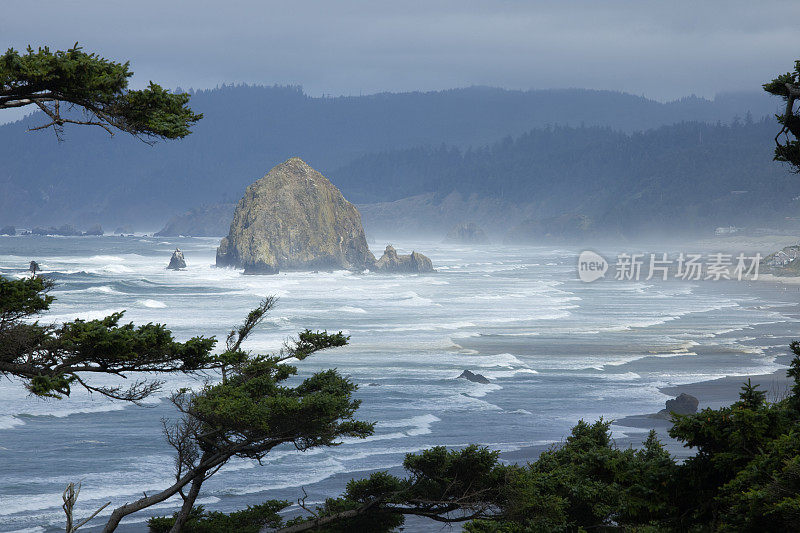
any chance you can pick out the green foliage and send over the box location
[0,274,54,318]
[485,420,677,532]
[668,362,800,530]
[764,60,800,171]
[0,274,218,400]
[141,305,372,531]
[269,343,800,533]
[0,44,201,139]
[148,501,288,533]
[186,357,373,460]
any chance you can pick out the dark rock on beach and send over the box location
[457,370,491,384]
[652,393,699,419]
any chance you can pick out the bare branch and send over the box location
[62,482,111,532]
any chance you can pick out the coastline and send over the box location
[501,365,795,464]
[757,273,800,286]
[503,277,800,464]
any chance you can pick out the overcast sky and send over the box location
[3,0,799,123]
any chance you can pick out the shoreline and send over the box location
[502,277,800,464]
[501,365,795,465]
[757,273,800,286]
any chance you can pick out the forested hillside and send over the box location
[336,118,800,239]
[0,84,776,230]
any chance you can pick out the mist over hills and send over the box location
[338,118,800,239]
[0,84,784,235]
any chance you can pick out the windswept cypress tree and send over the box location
[0,44,201,140]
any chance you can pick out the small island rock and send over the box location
[167,248,187,270]
[372,245,434,273]
[0,225,16,236]
[457,370,491,384]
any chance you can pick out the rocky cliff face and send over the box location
[216,158,375,274]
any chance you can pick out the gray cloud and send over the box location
[2,0,798,106]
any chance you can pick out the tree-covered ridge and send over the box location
[0,44,201,140]
[335,118,800,236]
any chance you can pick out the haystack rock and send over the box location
[216,158,375,274]
[372,245,434,273]
[167,248,187,270]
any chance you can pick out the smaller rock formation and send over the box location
[371,245,434,273]
[457,370,491,384]
[653,393,699,419]
[445,222,489,244]
[0,225,15,236]
[114,225,133,235]
[167,249,187,270]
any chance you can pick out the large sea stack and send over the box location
[216,158,375,274]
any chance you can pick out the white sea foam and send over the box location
[43,307,125,323]
[377,413,441,429]
[0,415,24,430]
[3,237,798,527]
[337,306,367,314]
[64,285,122,295]
[463,383,503,397]
[482,368,539,379]
[13,401,129,419]
[138,299,167,308]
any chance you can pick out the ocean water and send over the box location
[1,236,799,532]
